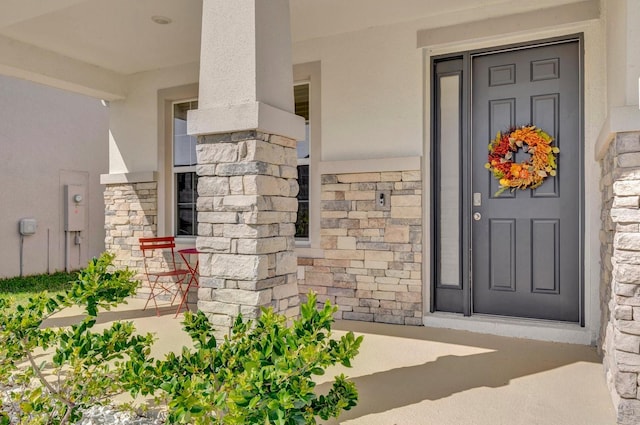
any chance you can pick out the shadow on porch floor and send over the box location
[321,320,616,425]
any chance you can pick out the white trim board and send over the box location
[319,156,421,175]
[595,106,640,160]
[100,171,157,185]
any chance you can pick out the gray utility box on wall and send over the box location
[64,184,86,231]
[19,218,37,236]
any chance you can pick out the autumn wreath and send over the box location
[485,125,559,195]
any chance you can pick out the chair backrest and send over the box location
[139,236,181,273]
[140,236,177,252]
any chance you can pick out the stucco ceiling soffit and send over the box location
[0,34,126,100]
[0,0,203,75]
[290,0,589,43]
[0,0,90,28]
[0,0,592,77]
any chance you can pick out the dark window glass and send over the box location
[296,165,309,238]
[294,84,310,239]
[176,172,198,236]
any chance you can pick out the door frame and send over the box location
[430,34,585,325]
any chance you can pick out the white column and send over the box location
[188,0,304,335]
[188,0,304,141]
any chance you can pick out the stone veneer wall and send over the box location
[298,170,422,325]
[104,181,158,272]
[195,131,300,335]
[600,131,640,424]
[103,181,193,306]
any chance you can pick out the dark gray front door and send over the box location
[471,41,581,321]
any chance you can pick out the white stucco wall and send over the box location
[0,75,108,278]
[604,0,640,109]
[107,62,199,176]
[293,25,422,161]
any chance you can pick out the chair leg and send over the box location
[143,274,188,317]
[143,277,161,316]
[174,274,194,318]
[142,280,152,310]
[169,281,183,306]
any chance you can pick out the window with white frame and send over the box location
[293,62,320,249]
[172,100,198,237]
[294,82,310,240]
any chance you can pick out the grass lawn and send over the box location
[0,271,78,307]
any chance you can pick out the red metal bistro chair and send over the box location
[139,236,189,316]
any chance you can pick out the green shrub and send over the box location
[124,292,363,424]
[0,252,154,424]
[0,252,363,425]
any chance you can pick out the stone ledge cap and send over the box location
[187,101,305,141]
[100,171,157,185]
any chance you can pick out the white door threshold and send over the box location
[423,312,595,345]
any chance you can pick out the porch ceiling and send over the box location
[0,0,204,75]
[0,0,588,81]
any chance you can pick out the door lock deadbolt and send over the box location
[473,212,482,221]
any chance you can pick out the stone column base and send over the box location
[600,131,640,424]
[195,131,300,336]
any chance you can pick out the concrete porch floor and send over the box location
[43,298,616,425]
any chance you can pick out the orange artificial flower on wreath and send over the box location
[485,125,559,195]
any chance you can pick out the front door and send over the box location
[432,38,582,322]
[471,40,581,322]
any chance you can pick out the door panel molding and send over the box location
[489,219,517,292]
[531,219,560,294]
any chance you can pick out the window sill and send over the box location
[175,236,196,249]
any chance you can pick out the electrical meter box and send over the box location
[19,218,37,236]
[64,184,86,231]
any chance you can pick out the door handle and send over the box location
[473,212,481,221]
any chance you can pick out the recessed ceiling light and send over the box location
[151,15,172,25]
